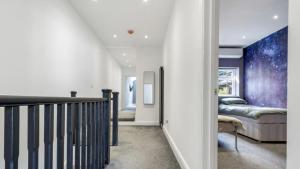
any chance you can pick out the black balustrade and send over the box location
[0,88,119,169]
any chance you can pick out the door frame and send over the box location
[159,66,164,128]
[202,0,219,168]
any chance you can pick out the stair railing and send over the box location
[0,88,119,169]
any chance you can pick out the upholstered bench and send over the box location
[218,115,244,150]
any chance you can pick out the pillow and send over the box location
[220,98,247,105]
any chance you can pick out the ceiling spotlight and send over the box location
[143,0,149,3]
[273,15,279,20]
[144,35,149,39]
[122,53,127,56]
[242,35,246,39]
[113,34,118,38]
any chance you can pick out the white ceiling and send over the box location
[219,0,288,47]
[107,47,137,68]
[69,0,174,68]
[69,0,288,67]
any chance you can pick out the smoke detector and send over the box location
[128,30,135,35]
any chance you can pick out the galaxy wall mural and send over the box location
[244,27,288,108]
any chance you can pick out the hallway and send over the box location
[107,126,180,169]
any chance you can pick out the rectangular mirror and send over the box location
[143,71,155,105]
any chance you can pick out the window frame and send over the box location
[218,67,240,97]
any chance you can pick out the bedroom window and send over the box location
[218,68,239,96]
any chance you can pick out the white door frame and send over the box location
[202,0,219,168]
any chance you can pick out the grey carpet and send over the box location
[218,133,286,169]
[107,126,181,169]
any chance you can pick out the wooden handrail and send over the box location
[0,95,107,106]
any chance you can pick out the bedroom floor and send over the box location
[218,133,286,169]
[107,126,181,169]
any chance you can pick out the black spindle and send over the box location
[81,103,87,169]
[103,100,110,165]
[28,105,40,169]
[44,104,54,169]
[4,106,20,169]
[57,104,65,169]
[100,102,105,169]
[87,103,92,169]
[91,102,96,169]
[95,102,100,169]
[75,103,81,169]
[67,103,74,169]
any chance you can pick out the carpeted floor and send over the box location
[107,126,181,169]
[218,133,286,169]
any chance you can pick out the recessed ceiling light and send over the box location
[273,15,279,20]
[144,35,149,39]
[143,0,149,3]
[122,53,127,56]
[242,35,246,39]
[113,34,118,38]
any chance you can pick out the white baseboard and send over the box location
[119,121,159,126]
[163,126,190,169]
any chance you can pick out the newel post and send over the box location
[112,92,119,146]
[70,91,77,97]
[70,91,77,146]
[102,89,112,164]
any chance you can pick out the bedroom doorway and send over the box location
[215,0,288,169]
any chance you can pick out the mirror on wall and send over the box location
[143,71,155,105]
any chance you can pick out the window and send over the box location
[218,68,239,96]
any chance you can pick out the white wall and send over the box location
[287,0,300,168]
[135,47,162,125]
[163,0,204,168]
[0,0,122,168]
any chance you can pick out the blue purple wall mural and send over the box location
[244,27,288,108]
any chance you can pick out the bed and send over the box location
[218,115,244,150]
[218,97,287,142]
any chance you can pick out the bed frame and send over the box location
[229,115,287,142]
[218,97,287,142]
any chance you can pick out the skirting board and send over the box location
[119,121,160,126]
[163,126,190,169]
